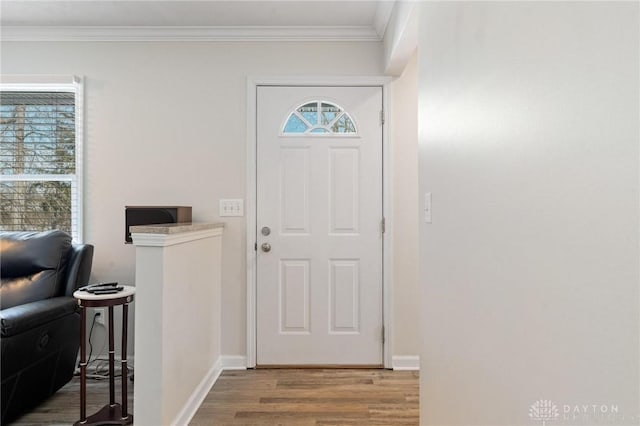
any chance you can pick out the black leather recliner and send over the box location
[0,230,94,423]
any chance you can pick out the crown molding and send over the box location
[383,0,418,76]
[373,0,396,39]
[1,25,382,42]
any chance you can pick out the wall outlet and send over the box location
[94,308,106,325]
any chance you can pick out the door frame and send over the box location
[246,76,393,368]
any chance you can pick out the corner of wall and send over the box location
[383,1,419,76]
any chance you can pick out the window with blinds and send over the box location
[0,89,81,242]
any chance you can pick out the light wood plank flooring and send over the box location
[190,369,419,425]
[9,369,418,425]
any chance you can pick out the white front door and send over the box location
[256,86,383,366]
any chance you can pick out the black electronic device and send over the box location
[124,206,192,243]
[78,282,118,292]
[88,287,124,295]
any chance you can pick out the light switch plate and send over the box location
[424,192,432,223]
[219,199,244,217]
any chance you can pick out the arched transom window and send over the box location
[283,101,357,135]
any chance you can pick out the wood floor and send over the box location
[10,376,134,425]
[190,369,419,425]
[9,369,418,425]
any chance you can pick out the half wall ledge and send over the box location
[131,222,225,426]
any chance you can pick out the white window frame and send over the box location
[0,76,84,243]
[281,99,359,137]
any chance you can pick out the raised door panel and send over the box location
[329,259,360,333]
[280,259,310,333]
[329,148,360,235]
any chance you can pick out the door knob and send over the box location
[261,243,272,253]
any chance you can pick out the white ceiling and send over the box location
[0,1,396,41]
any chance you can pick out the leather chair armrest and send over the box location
[62,244,94,296]
[0,297,78,338]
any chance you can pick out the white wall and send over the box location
[1,41,405,359]
[391,51,419,357]
[418,2,639,425]
[133,228,223,425]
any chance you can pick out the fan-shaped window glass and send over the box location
[283,101,357,135]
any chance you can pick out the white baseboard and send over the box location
[221,355,248,370]
[169,355,246,425]
[392,355,420,371]
[170,357,223,426]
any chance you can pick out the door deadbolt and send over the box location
[261,243,272,253]
[261,226,271,236]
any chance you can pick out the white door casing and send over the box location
[255,85,384,365]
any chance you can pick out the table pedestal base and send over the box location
[73,288,135,426]
[73,403,133,426]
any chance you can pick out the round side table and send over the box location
[73,286,135,426]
